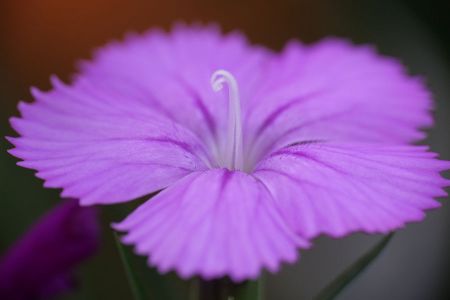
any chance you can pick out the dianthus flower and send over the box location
[7,25,449,281]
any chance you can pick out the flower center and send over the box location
[211,70,244,170]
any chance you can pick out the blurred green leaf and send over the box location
[314,233,394,300]
[114,230,187,300]
[114,232,147,300]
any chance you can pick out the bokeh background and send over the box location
[1,0,449,299]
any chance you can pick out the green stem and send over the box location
[114,232,146,300]
[188,278,200,300]
[314,233,394,300]
[194,278,262,300]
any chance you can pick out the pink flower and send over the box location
[7,24,449,281]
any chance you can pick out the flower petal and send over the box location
[114,169,309,281]
[8,79,210,205]
[245,39,433,164]
[79,24,270,147]
[254,142,450,238]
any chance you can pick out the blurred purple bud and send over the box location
[0,199,100,300]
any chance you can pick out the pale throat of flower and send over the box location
[210,70,244,171]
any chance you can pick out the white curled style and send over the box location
[211,69,244,170]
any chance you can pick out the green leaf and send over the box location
[314,233,394,300]
[114,232,147,300]
[114,231,187,300]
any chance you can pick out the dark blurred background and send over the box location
[0,1,449,299]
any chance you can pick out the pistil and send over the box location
[210,70,244,170]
